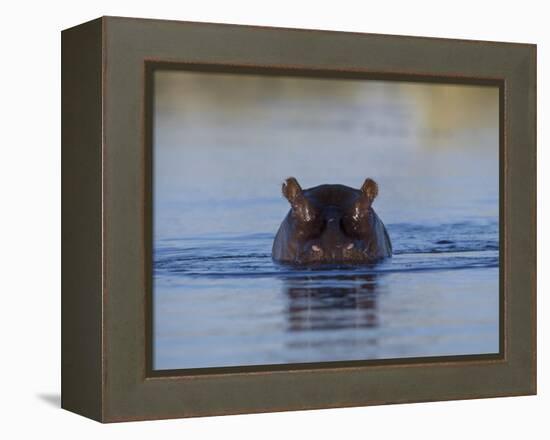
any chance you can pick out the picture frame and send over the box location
[61,16,536,422]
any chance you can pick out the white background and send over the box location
[1,0,546,437]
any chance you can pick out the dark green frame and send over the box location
[62,16,536,422]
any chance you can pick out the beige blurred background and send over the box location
[153,70,499,239]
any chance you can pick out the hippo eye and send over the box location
[296,214,325,240]
[341,215,363,239]
[343,192,374,229]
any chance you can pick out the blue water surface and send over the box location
[153,220,499,370]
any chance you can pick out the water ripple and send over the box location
[154,221,499,279]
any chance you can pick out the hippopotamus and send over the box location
[272,177,392,265]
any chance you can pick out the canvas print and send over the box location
[152,69,499,371]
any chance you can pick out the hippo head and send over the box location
[272,177,392,265]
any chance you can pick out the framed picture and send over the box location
[62,16,536,422]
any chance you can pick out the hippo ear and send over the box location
[282,177,317,222]
[360,178,378,204]
[282,177,303,202]
[348,178,377,220]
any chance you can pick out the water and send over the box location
[153,220,499,370]
[152,71,500,370]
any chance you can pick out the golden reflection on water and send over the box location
[154,70,498,151]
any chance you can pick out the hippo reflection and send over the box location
[284,273,380,332]
[272,177,392,265]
